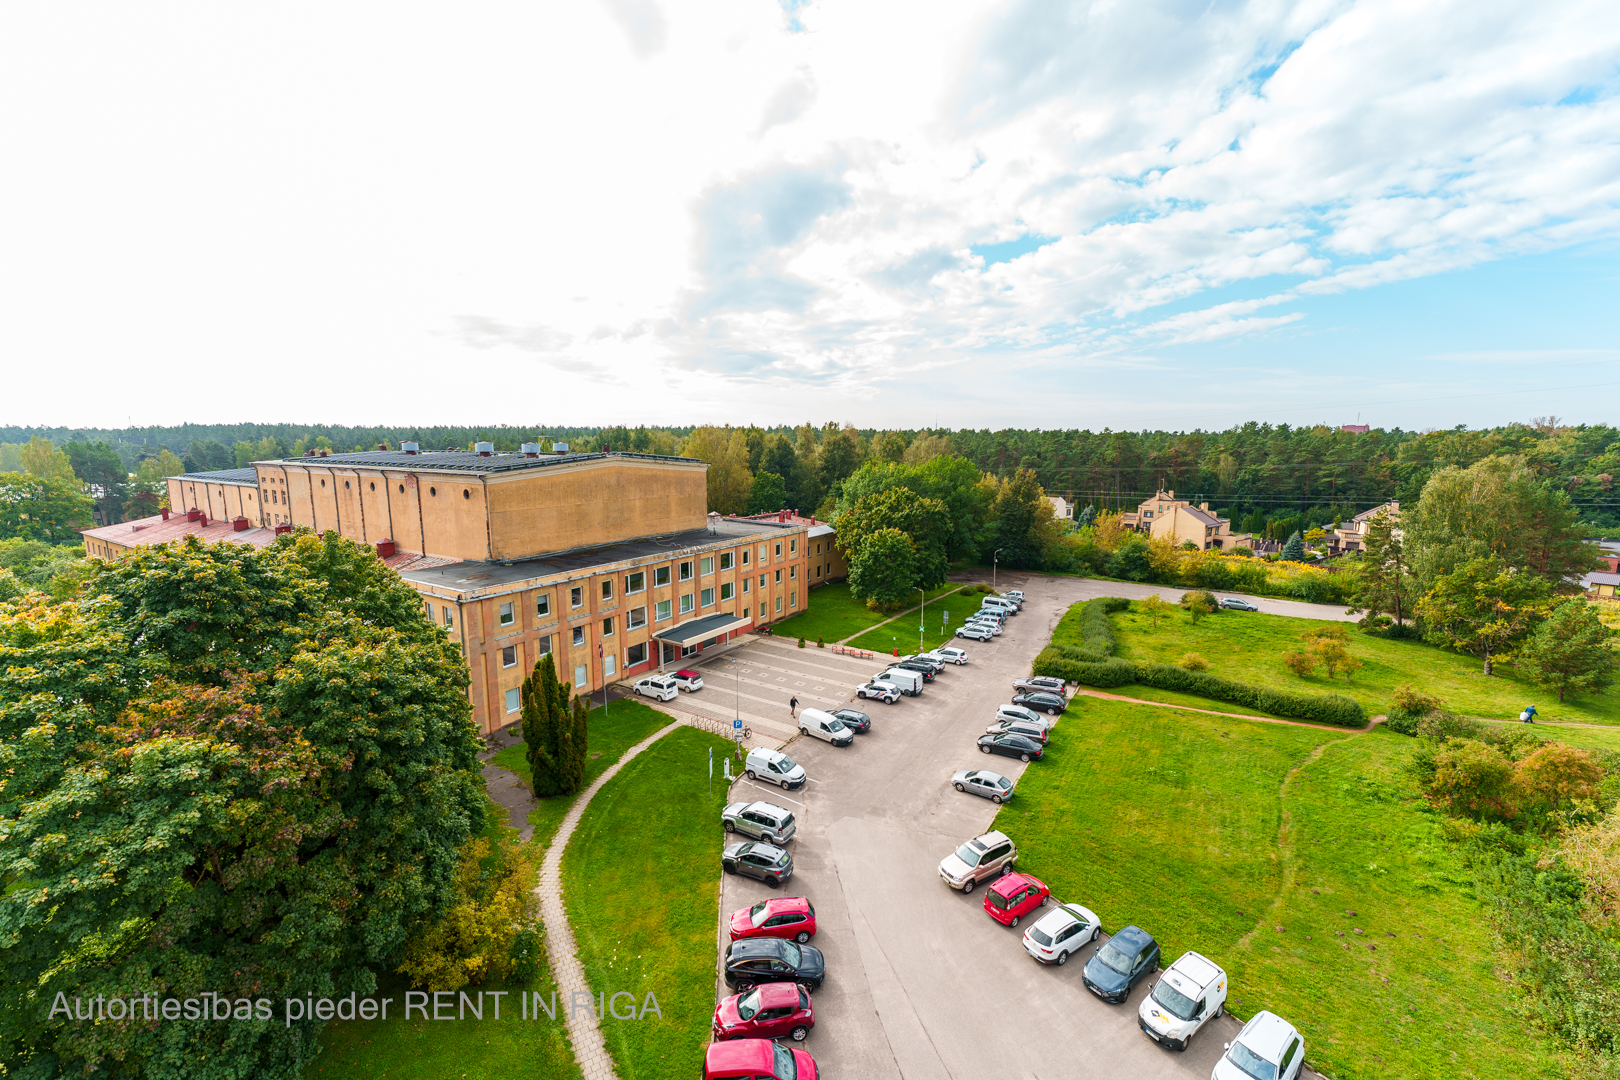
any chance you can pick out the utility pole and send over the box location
[993,548,1003,591]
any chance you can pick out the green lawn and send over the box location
[846,585,997,655]
[490,700,675,849]
[560,725,735,1079]
[1109,605,1620,725]
[770,580,958,645]
[995,698,1573,1080]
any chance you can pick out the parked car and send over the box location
[875,668,924,696]
[978,731,1045,762]
[831,707,870,733]
[983,872,1050,928]
[950,768,1014,803]
[964,619,1003,636]
[1022,902,1100,965]
[982,596,1017,616]
[723,841,794,886]
[926,646,970,665]
[956,625,994,642]
[892,660,936,682]
[938,830,1018,893]
[672,668,705,691]
[722,937,826,991]
[1012,691,1067,716]
[1212,1011,1304,1080]
[703,1037,819,1080]
[745,748,806,790]
[985,718,1049,743]
[728,896,817,943]
[631,675,678,702]
[722,801,797,845]
[1218,597,1260,612]
[1138,950,1228,1052]
[994,703,1045,726]
[712,982,815,1043]
[1014,675,1066,695]
[902,653,946,673]
[1082,925,1161,1003]
[1005,589,1025,603]
[799,708,855,747]
[855,680,901,703]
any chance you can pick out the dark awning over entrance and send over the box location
[653,611,752,648]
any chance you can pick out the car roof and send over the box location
[1238,1011,1299,1060]
[1032,902,1091,933]
[989,872,1039,898]
[750,981,803,1007]
[705,1039,776,1069]
[749,747,787,762]
[730,937,791,958]
[761,895,810,915]
[1165,950,1224,993]
[676,668,701,677]
[974,830,1010,847]
[1112,925,1154,950]
[745,801,790,817]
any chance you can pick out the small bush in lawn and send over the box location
[798,637,806,648]
[817,637,825,648]
[1283,650,1315,676]
[1416,710,1482,742]
[959,586,980,596]
[1179,652,1209,672]
[1181,589,1217,622]
[1386,684,1445,735]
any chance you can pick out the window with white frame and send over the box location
[536,592,551,617]
[742,549,750,566]
[602,616,615,637]
[574,664,587,687]
[626,570,645,594]
[759,544,768,561]
[789,591,797,609]
[759,601,766,618]
[655,598,671,621]
[700,555,714,575]
[790,538,797,554]
[627,642,647,666]
[742,577,751,593]
[790,566,796,580]
[499,601,515,627]
[775,542,782,558]
[759,574,767,588]
[505,688,521,714]
[601,578,613,601]
[655,565,670,587]
[443,606,455,628]
[680,593,695,614]
[776,596,783,613]
[603,654,616,678]
[501,645,517,667]
[538,634,552,655]
[720,581,733,601]
[570,586,583,608]
[701,587,715,607]
[719,551,733,570]
[679,560,693,581]
[628,606,646,629]
[572,626,585,647]
[774,569,782,584]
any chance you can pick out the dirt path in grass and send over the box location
[1068,685,1384,733]
[1235,739,1346,953]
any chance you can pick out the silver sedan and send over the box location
[950,769,1015,803]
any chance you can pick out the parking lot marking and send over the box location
[738,782,804,806]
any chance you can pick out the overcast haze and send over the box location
[2,1,1618,432]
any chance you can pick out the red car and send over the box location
[703,1037,818,1080]
[984,872,1050,928]
[728,896,817,943]
[712,981,815,1043]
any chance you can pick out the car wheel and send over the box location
[980,744,992,754]
[954,782,966,792]
[800,727,809,737]
[1010,915,1020,927]
[1020,753,1030,762]
[1039,895,1048,906]
[723,863,736,874]
[991,794,1003,804]
[1056,951,1069,966]
[724,821,735,832]
[790,1025,809,1042]
[1215,1002,1224,1018]
[962,879,976,895]
[745,770,757,781]
[795,930,811,944]
[1091,927,1100,942]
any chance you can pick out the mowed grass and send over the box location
[846,586,999,655]
[995,698,1571,1080]
[1109,604,1620,724]
[561,725,736,1079]
[490,699,675,849]
[771,580,957,645]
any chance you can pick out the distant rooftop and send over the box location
[252,449,700,475]
[175,468,258,485]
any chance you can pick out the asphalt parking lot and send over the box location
[709,576,1334,1079]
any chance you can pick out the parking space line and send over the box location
[737,782,805,805]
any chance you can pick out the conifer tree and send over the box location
[521,653,568,797]
[1519,599,1617,702]
[560,692,590,793]
[1280,531,1306,562]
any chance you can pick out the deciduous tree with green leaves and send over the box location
[1415,556,1553,676]
[747,470,788,514]
[1138,593,1172,629]
[834,486,952,590]
[848,527,917,610]
[1517,599,1617,702]
[1345,506,1413,625]
[0,472,95,542]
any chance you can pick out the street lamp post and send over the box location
[992,548,1003,591]
[731,658,745,755]
[916,586,926,654]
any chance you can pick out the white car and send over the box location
[1022,902,1100,965]
[950,768,1014,803]
[671,669,704,692]
[1139,951,1228,1052]
[926,647,969,665]
[956,625,994,642]
[1212,1011,1304,1080]
[632,675,678,702]
[994,704,1045,726]
[855,680,901,704]
[1006,589,1025,602]
[965,620,1003,636]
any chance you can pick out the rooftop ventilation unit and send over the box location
[400,442,420,455]
[376,538,396,558]
[521,443,543,457]
[476,441,494,456]
[552,442,570,453]
[232,517,250,532]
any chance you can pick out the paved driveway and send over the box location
[709,576,1330,1078]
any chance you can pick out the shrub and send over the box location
[1393,684,1444,715]
[1282,650,1315,676]
[1134,662,1365,727]
[1179,652,1209,671]
[798,637,806,648]
[1181,589,1216,622]
[817,637,825,648]
[959,586,980,596]
[1031,598,1133,686]
[1034,653,1136,687]
[1416,710,1482,742]
[396,827,541,992]
[1425,739,1516,820]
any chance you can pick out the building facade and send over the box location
[1121,491,1256,551]
[1326,502,1399,554]
[730,511,847,586]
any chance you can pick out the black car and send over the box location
[1012,691,1067,715]
[832,708,871,733]
[1219,597,1260,611]
[722,841,793,886]
[723,937,826,991]
[902,656,946,674]
[893,660,936,681]
[977,732,1045,762]
[1082,925,1160,1003]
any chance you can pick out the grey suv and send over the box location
[938,830,1019,894]
[723,841,794,886]
[722,801,797,845]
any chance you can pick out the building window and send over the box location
[655,599,671,621]
[789,591,797,609]
[538,634,551,655]
[701,587,715,608]
[789,566,796,580]
[601,579,613,601]
[776,596,783,613]
[628,606,647,629]
[775,570,782,584]
[742,577,751,593]
[572,626,585,647]
[603,654,616,678]
[499,601,515,627]
[759,544,768,561]
[443,606,454,628]
[679,561,693,581]
[720,582,733,602]
[759,574,767,588]
[790,538,797,554]
[505,688,521,714]
[719,552,733,570]
[536,592,551,617]
[815,543,821,555]
[775,542,782,558]
[701,556,714,575]
[501,645,517,668]
[571,586,584,608]
[759,601,766,618]
[655,565,670,586]
[815,566,821,578]
[627,642,647,666]
[680,593,695,614]
[574,664,588,688]
[626,570,645,594]
[424,600,433,619]
[742,549,750,566]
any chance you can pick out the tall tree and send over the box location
[1346,507,1414,624]
[747,471,789,514]
[986,468,1051,569]
[759,434,820,512]
[0,472,95,542]
[521,652,571,797]
[680,426,753,515]
[64,440,129,526]
[1416,556,1553,675]
[19,436,77,482]
[816,425,865,496]
[874,431,908,463]
[1517,599,1617,702]
[847,527,917,609]
[834,487,952,589]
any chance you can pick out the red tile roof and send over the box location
[83,512,279,550]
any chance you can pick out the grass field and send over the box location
[1109,604,1620,725]
[490,699,674,848]
[846,585,998,655]
[995,698,1573,1080]
[561,724,735,1079]
[770,580,958,645]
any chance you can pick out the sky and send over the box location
[2,0,1618,433]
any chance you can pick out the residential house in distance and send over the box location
[1325,501,1399,555]
[1047,495,1074,521]
[731,510,846,585]
[1121,491,1257,551]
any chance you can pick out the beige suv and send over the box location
[938,830,1019,894]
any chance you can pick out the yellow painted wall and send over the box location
[485,458,707,561]
[418,474,492,561]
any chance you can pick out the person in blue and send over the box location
[1519,705,1538,723]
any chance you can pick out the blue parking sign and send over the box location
[733,719,743,730]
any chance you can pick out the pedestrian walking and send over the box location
[789,695,799,719]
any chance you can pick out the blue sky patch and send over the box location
[971,233,1057,267]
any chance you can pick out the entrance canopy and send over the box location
[654,611,752,648]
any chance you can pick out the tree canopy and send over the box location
[0,472,95,543]
[1415,556,1553,675]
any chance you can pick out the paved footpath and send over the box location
[534,718,683,1080]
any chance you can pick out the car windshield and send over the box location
[826,719,846,732]
[778,941,801,967]
[773,1042,798,1080]
[778,754,798,771]
[954,843,983,867]
[1226,1040,1277,1080]
[748,901,772,927]
[986,891,1012,910]
[735,989,762,1020]
[1151,979,1198,1021]
[995,776,1012,788]
[1028,926,1053,946]
[1097,940,1136,974]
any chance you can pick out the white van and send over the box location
[876,668,923,696]
[744,747,807,790]
[982,596,1016,616]
[798,708,855,747]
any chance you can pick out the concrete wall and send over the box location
[170,478,259,523]
[485,457,708,562]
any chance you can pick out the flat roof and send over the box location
[253,449,701,476]
[83,511,279,549]
[655,611,752,646]
[174,468,258,485]
[398,517,803,594]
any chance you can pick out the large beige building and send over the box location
[84,446,810,734]
[1121,490,1257,551]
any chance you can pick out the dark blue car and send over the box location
[1081,925,1160,1004]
